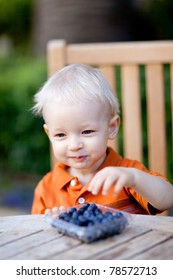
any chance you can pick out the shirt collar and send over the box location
[53,162,75,190]
[98,147,122,170]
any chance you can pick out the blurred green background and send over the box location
[0,0,173,214]
[0,0,49,213]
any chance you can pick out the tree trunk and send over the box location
[32,0,156,55]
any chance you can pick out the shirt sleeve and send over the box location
[121,158,169,215]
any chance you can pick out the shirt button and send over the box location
[78,197,85,204]
[70,179,76,186]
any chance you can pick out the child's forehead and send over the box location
[42,103,110,131]
[43,99,108,120]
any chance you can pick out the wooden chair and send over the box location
[47,39,173,184]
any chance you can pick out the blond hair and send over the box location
[32,64,119,119]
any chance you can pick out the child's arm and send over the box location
[88,167,173,211]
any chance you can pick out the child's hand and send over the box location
[88,167,136,196]
[44,206,66,217]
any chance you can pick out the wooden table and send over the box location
[0,214,173,260]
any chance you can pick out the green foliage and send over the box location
[0,0,33,47]
[0,55,50,175]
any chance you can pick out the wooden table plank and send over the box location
[0,214,47,231]
[132,237,173,259]
[131,214,173,233]
[11,235,81,260]
[93,230,172,260]
[0,229,61,259]
[0,230,43,246]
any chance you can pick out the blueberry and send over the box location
[78,215,88,226]
[66,216,72,222]
[94,208,102,215]
[71,211,79,219]
[68,207,77,215]
[104,211,113,217]
[77,207,85,215]
[87,203,97,211]
[95,213,103,222]
[73,219,81,226]
[114,211,123,218]
[83,210,90,219]
[59,213,68,220]
[87,214,96,221]
[103,212,114,222]
[80,203,90,210]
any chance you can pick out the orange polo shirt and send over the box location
[31,147,165,215]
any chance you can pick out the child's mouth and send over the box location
[72,156,87,162]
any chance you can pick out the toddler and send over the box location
[31,64,173,215]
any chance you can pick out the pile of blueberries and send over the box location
[58,203,127,228]
[49,203,129,242]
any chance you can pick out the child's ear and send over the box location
[108,115,120,139]
[43,124,49,137]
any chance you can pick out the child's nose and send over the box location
[68,136,83,151]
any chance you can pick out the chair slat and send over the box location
[67,41,173,65]
[99,65,116,92]
[47,40,66,76]
[121,65,142,162]
[47,40,66,167]
[99,65,118,152]
[146,64,166,176]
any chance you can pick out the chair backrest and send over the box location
[47,39,173,179]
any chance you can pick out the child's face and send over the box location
[43,100,119,174]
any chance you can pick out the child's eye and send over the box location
[56,133,66,138]
[82,130,95,135]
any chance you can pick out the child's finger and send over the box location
[59,205,66,213]
[87,174,98,192]
[44,208,52,215]
[52,207,59,217]
[101,177,116,195]
[113,177,126,194]
[88,176,105,195]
